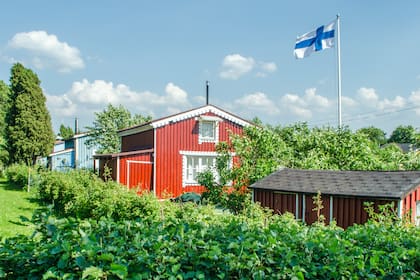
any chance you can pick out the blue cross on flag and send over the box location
[294,20,336,59]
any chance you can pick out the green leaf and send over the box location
[82,266,104,279]
[110,263,128,279]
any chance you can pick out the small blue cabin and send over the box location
[48,133,98,171]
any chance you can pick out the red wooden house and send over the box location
[95,105,252,198]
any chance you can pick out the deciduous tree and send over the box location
[86,104,151,154]
[388,125,417,144]
[58,124,74,140]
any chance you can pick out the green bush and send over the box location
[1,206,418,279]
[37,169,164,221]
[4,163,41,190]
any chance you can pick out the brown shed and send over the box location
[250,168,420,228]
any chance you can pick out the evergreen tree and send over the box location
[0,81,10,167]
[6,63,55,165]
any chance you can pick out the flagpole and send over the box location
[336,14,342,128]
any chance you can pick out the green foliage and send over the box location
[86,104,152,154]
[227,123,419,187]
[0,81,10,169]
[37,169,163,221]
[198,142,252,214]
[0,203,418,279]
[5,63,54,165]
[230,125,289,186]
[388,125,418,144]
[58,124,74,140]
[357,126,387,146]
[4,163,41,191]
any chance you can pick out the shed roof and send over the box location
[249,168,420,199]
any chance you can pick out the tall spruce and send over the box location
[6,63,54,165]
[0,80,10,167]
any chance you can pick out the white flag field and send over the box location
[294,20,336,59]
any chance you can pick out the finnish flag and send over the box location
[294,20,336,59]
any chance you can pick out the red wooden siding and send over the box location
[305,194,330,225]
[253,189,406,228]
[154,113,244,198]
[121,130,154,152]
[402,186,420,223]
[118,151,154,192]
[331,196,396,228]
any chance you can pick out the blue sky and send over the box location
[1,1,419,136]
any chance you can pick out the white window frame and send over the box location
[198,116,221,144]
[180,151,233,187]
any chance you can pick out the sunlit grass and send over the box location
[0,177,39,239]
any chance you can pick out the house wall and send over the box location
[75,135,97,169]
[121,130,154,152]
[50,150,74,171]
[154,112,244,198]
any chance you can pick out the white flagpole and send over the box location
[336,14,342,128]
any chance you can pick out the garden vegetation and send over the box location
[0,167,419,279]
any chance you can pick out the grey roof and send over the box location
[249,168,420,199]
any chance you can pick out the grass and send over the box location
[0,177,40,239]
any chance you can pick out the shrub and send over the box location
[37,169,164,221]
[4,163,41,190]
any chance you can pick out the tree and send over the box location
[0,81,10,167]
[58,124,74,140]
[86,104,151,154]
[357,126,387,146]
[388,125,417,144]
[5,63,54,165]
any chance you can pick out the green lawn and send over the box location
[0,177,39,239]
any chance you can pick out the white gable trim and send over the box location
[151,105,251,128]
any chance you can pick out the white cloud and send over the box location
[234,92,280,115]
[357,87,378,104]
[341,96,357,107]
[8,30,84,72]
[259,61,277,73]
[46,80,193,131]
[256,61,277,77]
[220,54,255,80]
[410,90,420,115]
[278,88,331,119]
[378,96,405,110]
[303,88,330,108]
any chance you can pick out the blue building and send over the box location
[48,133,98,171]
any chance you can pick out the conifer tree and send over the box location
[6,63,54,165]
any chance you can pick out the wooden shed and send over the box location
[250,168,420,228]
[95,105,252,198]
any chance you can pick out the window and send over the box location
[183,154,217,186]
[198,116,220,144]
[180,151,233,187]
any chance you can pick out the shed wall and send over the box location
[253,189,402,228]
[402,186,420,223]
